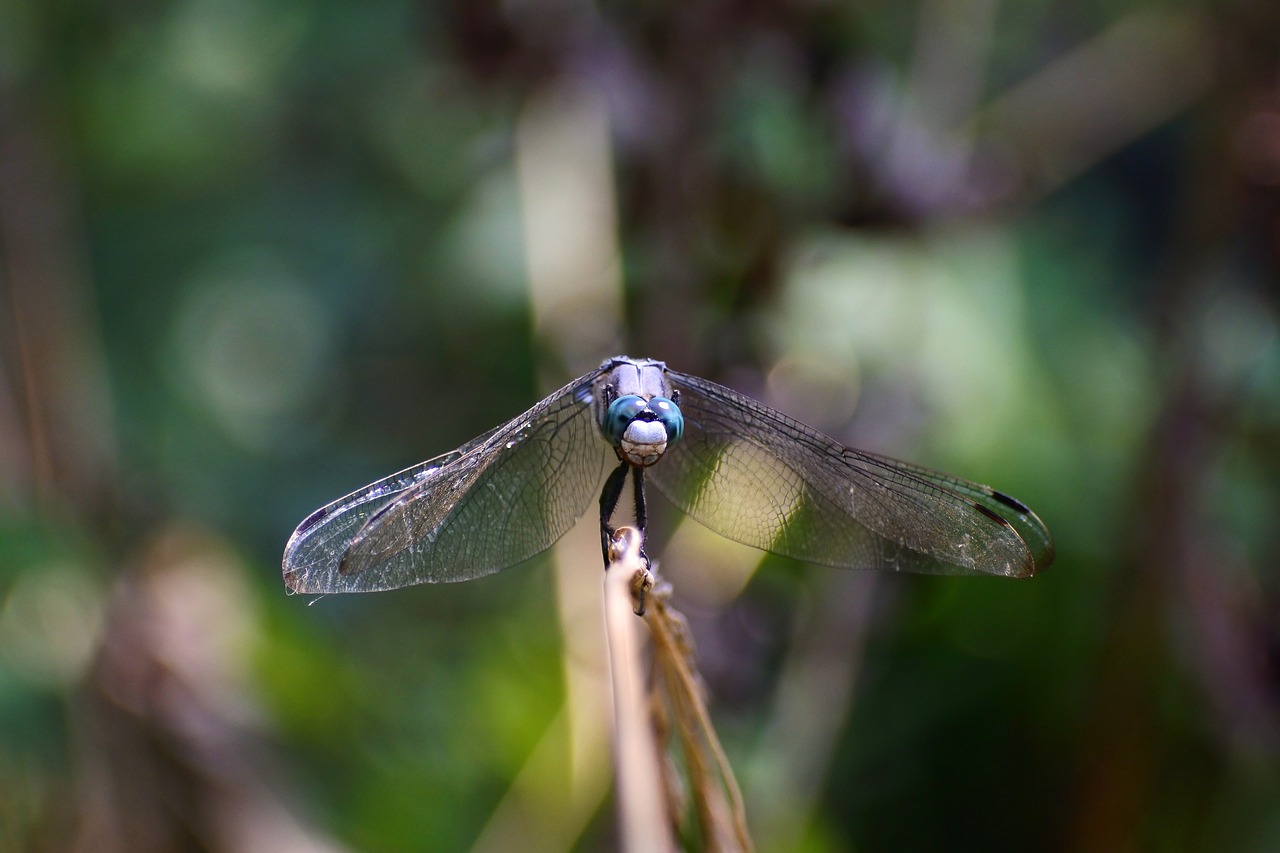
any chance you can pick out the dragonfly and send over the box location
[283,356,1054,595]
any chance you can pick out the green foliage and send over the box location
[1,0,1278,851]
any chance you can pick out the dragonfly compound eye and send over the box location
[604,395,648,446]
[649,396,683,445]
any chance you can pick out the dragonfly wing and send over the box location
[283,368,610,593]
[649,370,1054,578]
[282,446,479,593]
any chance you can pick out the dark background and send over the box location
[2,1,1279,850]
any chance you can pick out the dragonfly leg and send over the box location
[600,460,629,567]
[600,461,653,614]
[633,466,650,552]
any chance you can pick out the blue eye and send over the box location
[649,396,683,444]
[604,395,648,445]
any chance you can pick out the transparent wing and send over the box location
[649,370,1055,578]
[283,368,610,593]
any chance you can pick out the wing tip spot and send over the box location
[973,502,1012,527]
[990,489,1030,515]
[297,507,329,534]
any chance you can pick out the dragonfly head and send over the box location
[603,394,683,467]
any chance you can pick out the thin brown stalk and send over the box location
[646,580,754,852]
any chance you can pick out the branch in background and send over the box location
[973,8,1215,199]
[0,92,117,515]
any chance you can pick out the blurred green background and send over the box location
[2,0,1279,850]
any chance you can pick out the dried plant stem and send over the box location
[603,526,674,853]
[646,581,754,852]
